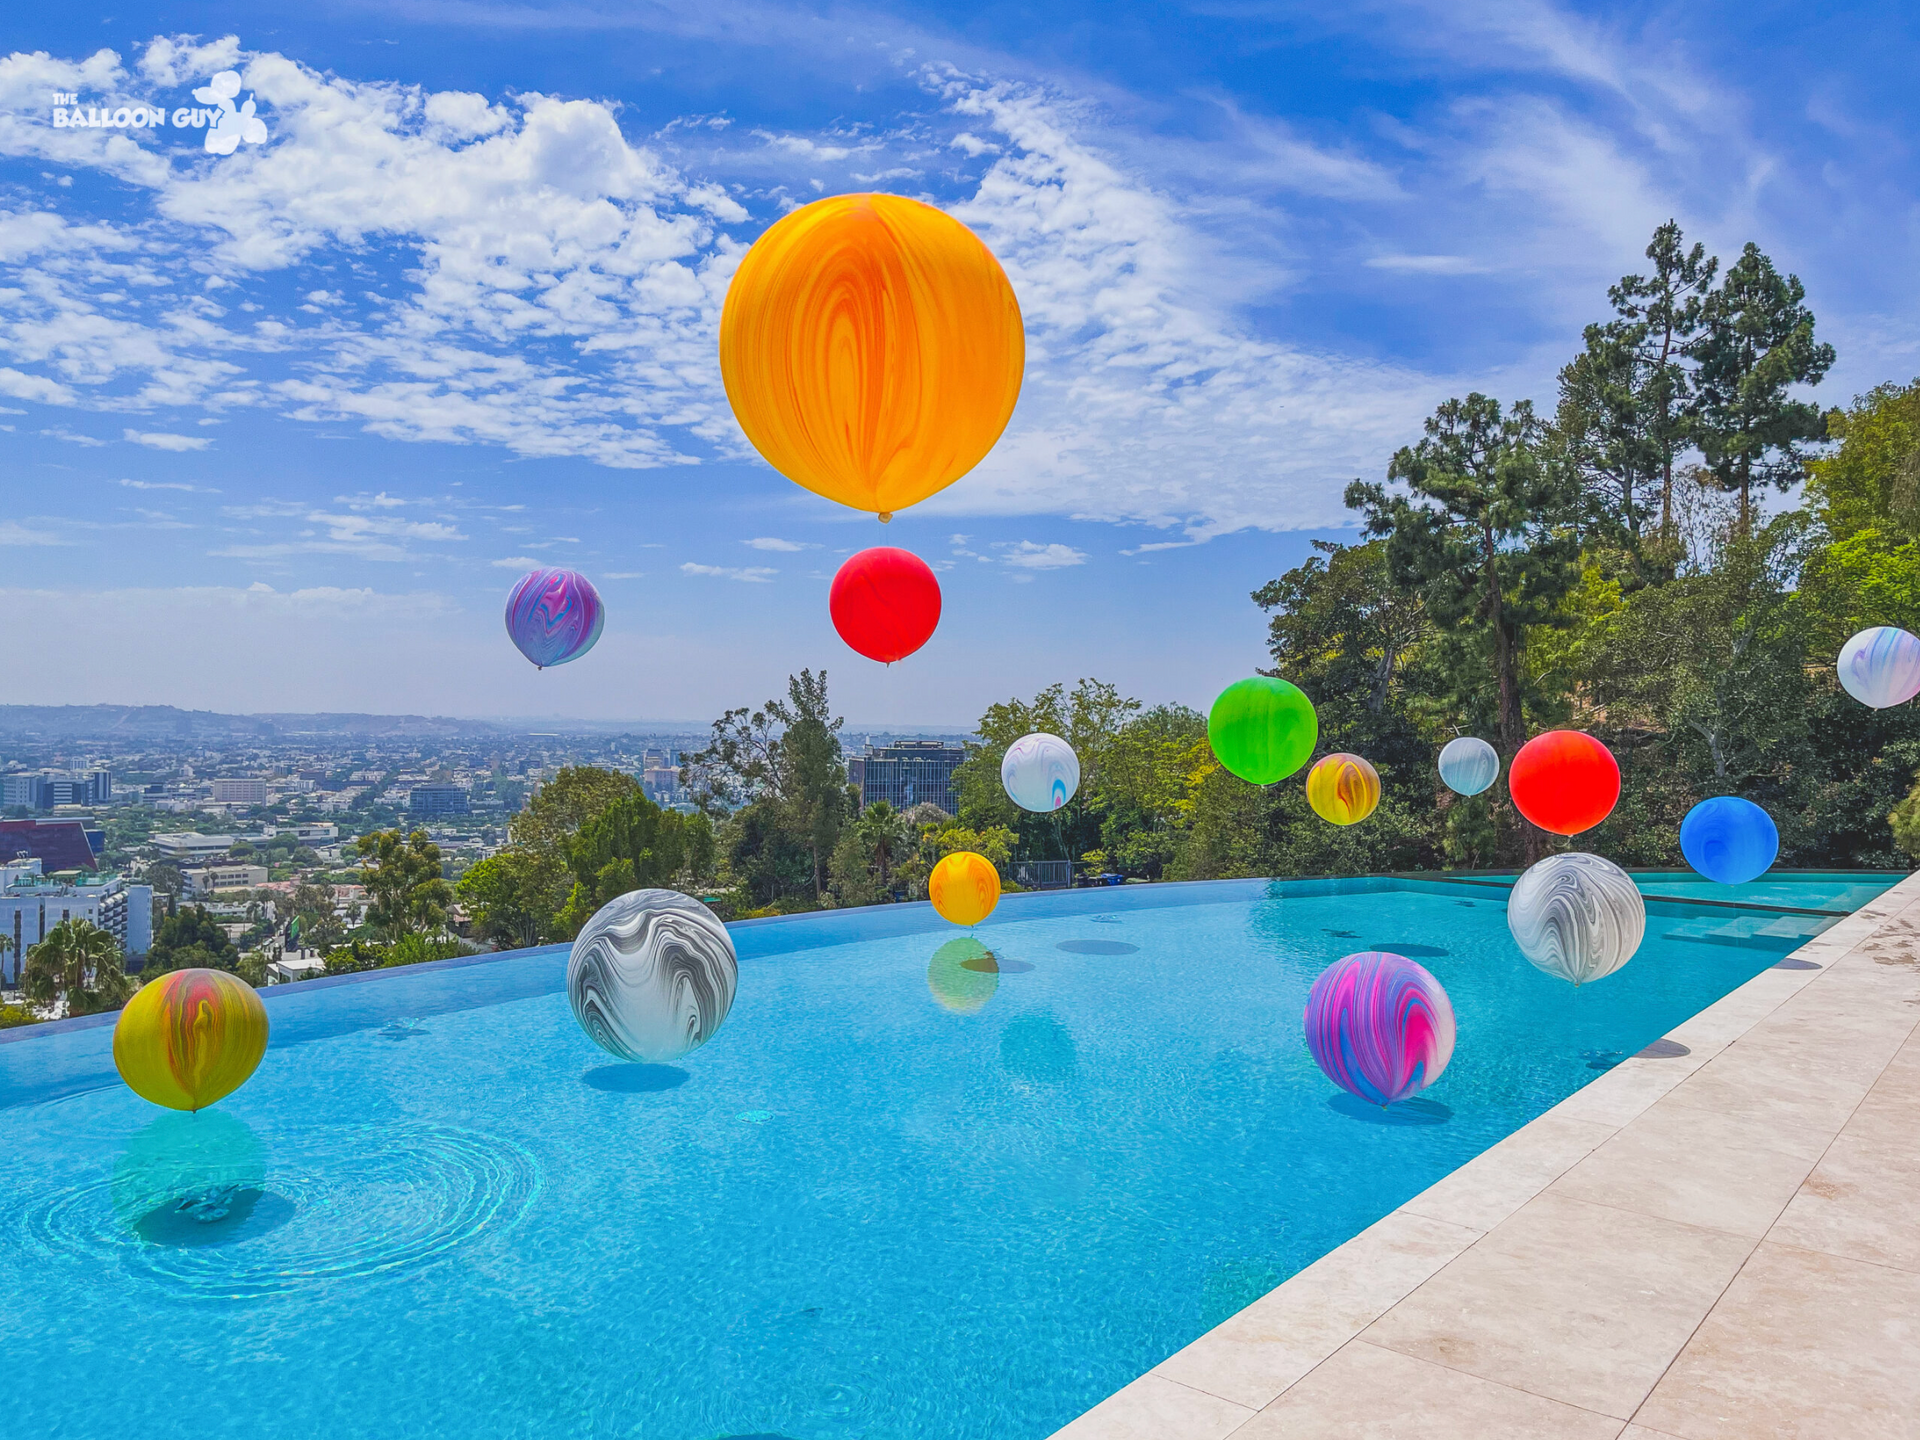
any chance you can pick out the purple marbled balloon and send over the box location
[1304,951,1456,1107]
[505,568,604,669]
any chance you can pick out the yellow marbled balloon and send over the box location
[1306,752,1382,826]
[719,193,1025,518]
[113,968,269,1112]
[928,850,1001,928]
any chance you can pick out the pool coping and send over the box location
[1049,865,1920,1439]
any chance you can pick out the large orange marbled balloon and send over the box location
[928,850,1001,928]
[719,193,1025,518]
[113,968,270,1112]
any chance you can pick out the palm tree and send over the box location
[23,919,135,1017]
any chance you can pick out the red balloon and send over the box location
[1508,730,1620,836]
[830,547,941,663]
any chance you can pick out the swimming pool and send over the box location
[0,873,1895,1440]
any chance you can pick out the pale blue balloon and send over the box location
[1837,626,1920,709]
[1438,736,1499,797]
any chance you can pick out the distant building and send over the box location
[212,778,268,805]
[408,784,470,816]
[641,766,685,805]
[152,833,235,862]
[851,741,968,815]
[186,864,269,895]
[0,818,99,873]
[1,861,153,981]
[2,769,110,810]
[276,822,338,843]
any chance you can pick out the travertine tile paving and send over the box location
[1050,872,1920,1440]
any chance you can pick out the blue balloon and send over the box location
[1680,797,1779,886]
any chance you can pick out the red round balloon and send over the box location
[1508,730,1620,836]
[830,547,942,663]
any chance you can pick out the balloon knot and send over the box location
[878,510,892,522]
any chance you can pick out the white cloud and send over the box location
[681,561,776,582]
[492,556,542,568]
[119,477,220,492]
[997,540,1088,570]
[0,520,63,545]
[742,536,814,551]
[124,428,212,451]
[212,506,469,562]
[1365,254,1490,275]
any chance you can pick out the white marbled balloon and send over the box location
[1506,852,1646,986]
[567,889,738,1062]
[1836,626,1920,709]
[1438,736,1499,797]
[1001,732,1081,813]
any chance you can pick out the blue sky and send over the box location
[2,2,1914,726]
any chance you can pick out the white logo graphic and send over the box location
[192,71,268,155]
[49,71,268,157]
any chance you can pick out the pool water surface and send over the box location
[0,874,1893,1440]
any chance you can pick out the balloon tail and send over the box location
[878,510,892,523]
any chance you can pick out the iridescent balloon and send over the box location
[505,568,605,669]
[1507,852,1645,986]
[1001,732,1080,812]
[1836,626,1920,709]
[1304,951,1455,1106]
[1438,736,1499,797]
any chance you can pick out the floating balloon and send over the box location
[1508,730,1620,836]
[113,968,270,1112]
[926,936,999,1014]
[1680,796,1780,886]
[830,547,942,663]
[719,192,1025,519]
[505,568,604,670]
[1836,626,1920,709]
[929,851,1000,927]
[1002,732,1081,812]
[1306,752,1381,826]
[1507,852,1645,986]
[1208,676,1318,785]
[1438,736,1500,797]
[1304,951,1455,1107]
[568,890,738,1063]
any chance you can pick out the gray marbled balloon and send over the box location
[1507,852,1646,986]
[567,889,737,1061]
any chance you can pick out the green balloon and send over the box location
[1208,676,1318,784]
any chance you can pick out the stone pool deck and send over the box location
[1053,870,1920,1440]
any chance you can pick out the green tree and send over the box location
[146,905,241,975]
[511,767,643,853]
[1590,221,1718,539]
[455,847,568,948]
[828,801,915,906]
[356,829,453,940]
[556,793,717,934]
[23,919,134,1016]
[1348,395,1582,757]
[1692,242,1836,534]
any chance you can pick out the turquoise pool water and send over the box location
[0,874,1895,1439]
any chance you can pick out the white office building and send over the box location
[152,833,236,861]
[1,860,153,983]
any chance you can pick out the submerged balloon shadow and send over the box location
[962,954,1034,973]
[583,1064,690,1093]
[136,1188,298,1248]
[1327,1094,1452,1126]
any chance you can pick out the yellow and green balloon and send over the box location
[1208,677,1318,785]
[113,968,269,1112]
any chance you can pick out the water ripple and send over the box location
[19,1122,541,1301]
